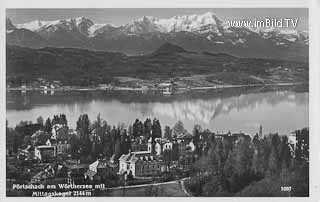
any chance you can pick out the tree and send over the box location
[51,115,60,126]
[76,114,90,137]
[133,119,143,138]
[152,118,162,138]
[279,136,292,169]
[193,124,202,154]
[295,128,309,162]
[69,132,80,156]
[102,131,113,158]
[252,133,260,145]
[209,139,225,171]
[36,116,44,126]
[92,114,107,137]
[127,125,134,138]
[173,120,187,137]
[44,118,52,133]
[120,129,131,155]
[31,131,51,146]
[90,114,109,157]
[144,118,152,139]
[164,126,172,140]
[222,137,233,160]
[114,138,122,160]
[251,136,265,175]
[268,134,281,176]
[22,135,31,146]
[235,137,253,176]
[76,114,91,156]
[60,114,68,127]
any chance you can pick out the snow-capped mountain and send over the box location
[6,12,308,62]
[16,17,94,36]
[121,12,224,34]
[14,12,224,35]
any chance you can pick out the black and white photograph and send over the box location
[5,7,310,197]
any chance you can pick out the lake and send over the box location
[6,85,308,135]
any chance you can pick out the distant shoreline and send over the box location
[6,82,307,92]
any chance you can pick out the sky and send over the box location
[6,8,308,31]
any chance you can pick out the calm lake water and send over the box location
[6,86,308,135]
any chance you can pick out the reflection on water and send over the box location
[6,87,308,134]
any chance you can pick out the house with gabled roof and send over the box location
[84,159,118,181]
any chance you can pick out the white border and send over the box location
[1,1,319,202]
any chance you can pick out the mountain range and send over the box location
[6,12,308,62]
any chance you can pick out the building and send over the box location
[84,159,118,181]
[97,84,112,90]
[131,141,148,152]
[56,140,71,154]
[34,145,56,162]
[147,138,173,156]
[187,141,196,152]
[31,170,54,183]
[46,138,71,154]
[175,137,190,154]
[288,132,297,157]
[66,164,89,184]
[215,132,250,145]
[118,151,163,178]
[288,132,297,147]
[51,124,65,140]
[163,141,173,151]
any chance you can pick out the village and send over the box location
[6,112,303,197]
[7,120,203,188]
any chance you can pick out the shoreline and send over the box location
[6,82,307,92]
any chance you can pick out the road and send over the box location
[96,178,192,197]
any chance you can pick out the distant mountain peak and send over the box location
[6,18,16,30]
[14,17,94,35]
[137,15,157,22]
[74,16,94,26]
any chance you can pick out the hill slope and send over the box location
[6,43,308,86]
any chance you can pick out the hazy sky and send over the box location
[6,8,308,30]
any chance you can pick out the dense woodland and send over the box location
[186,128,309,196]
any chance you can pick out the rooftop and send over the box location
[66,164,89,170]
[119,151,158,163]
[35,145,55,149]
[84,170,97,178]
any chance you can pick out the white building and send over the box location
[288,132,297,157]
[188,141,196,152]
[118,151,163,177]
[147,138,173,156]
[34,145,56,162]
[51,124,64,140]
